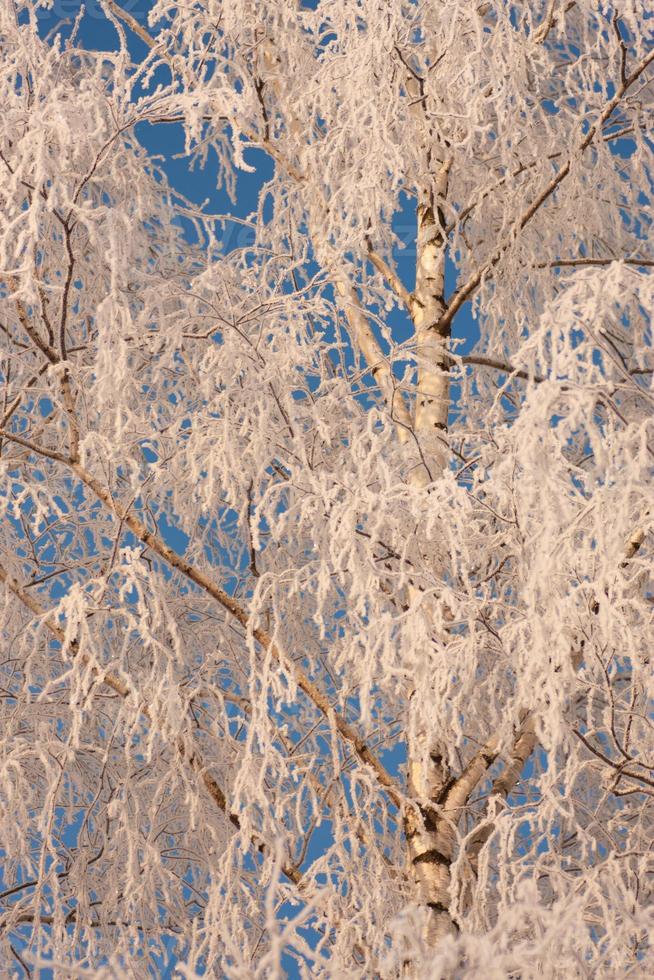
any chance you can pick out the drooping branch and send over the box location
[66,458,404,808]
[0,559,392,968]
[365,239,413,313]
[335,277,413,438]
[439,44,654,333]
[0,376,402,810]
[446,517,650,866]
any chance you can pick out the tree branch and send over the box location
[0,560,300,877]
[0,404,403,808]
[335,276,413,439]
[69,459,404,808]
[456,354,545,384]
[451,517,650,862]
[0,426,71,464]
[439,45,654,332]
[365,239,413,313]
[0,560,384,964]
[543,257,654,268]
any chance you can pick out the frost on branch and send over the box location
[0,1,653,976]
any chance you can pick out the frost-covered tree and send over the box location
[0,0,653,975]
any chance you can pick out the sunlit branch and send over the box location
[67,459,403,808]
[335,277,413,439]
[0,562,387,963]
[365,240,413,313]
[0,402,402,809]
[458,519,650,863]
[441,46,654,330]
[0,561,299,876]
[543,257,654,268]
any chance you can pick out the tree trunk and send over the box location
[405,160,460,949]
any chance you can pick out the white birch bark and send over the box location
[404,158,460,946]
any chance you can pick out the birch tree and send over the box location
[0,0,653,976]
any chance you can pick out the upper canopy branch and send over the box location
[439,43,654,333]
